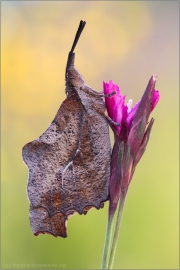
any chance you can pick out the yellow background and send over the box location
[1,1,179,269]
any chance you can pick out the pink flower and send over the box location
[104,76,160,214]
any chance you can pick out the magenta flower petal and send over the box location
[103,81,117,120]
[115,95,127,124]
[151,90,160,111]
[104,80,127,134]
[126,101,140,131]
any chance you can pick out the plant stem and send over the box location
[108,192,127,269]
[101,208,115,269]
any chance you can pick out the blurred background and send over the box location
[1,1,179,269]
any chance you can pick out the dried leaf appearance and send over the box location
[22,21,111,237]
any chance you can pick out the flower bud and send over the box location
[103,76,160,214]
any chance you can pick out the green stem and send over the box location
[101,208,115,269]
[108,192,127,269]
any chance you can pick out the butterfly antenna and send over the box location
[65,20,86,80]
[70,20,86,53]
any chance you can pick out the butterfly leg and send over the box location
[78,86,119,127]
[80,86,116,98]
[104,91,116,98]
[94,107,120,127]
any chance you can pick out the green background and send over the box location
[1,1,179,269]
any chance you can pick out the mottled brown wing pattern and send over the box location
[22,92,111,237]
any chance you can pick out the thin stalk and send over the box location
[101,208,115,269]
[108,192,127,269]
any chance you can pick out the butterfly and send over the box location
[22,21,117,237]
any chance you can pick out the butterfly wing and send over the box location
[22,93,111,237]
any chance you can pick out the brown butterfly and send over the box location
[22,21,116,237]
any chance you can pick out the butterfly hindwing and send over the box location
[23,92,111,237]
